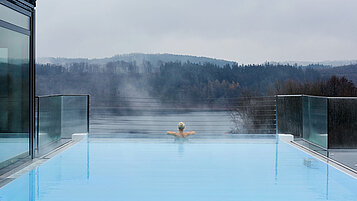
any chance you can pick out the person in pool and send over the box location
[167,122,195,138]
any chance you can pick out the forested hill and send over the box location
[37,53,237,68]
[37,61,327,106]
[318,64,357,85]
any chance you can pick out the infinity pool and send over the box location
[1,138,357,201]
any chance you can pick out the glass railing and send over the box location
[277,95,357,150]
[277,95,327,148]
[36,95,89,150]
[37,96,62,147]
[61,96,89,138]
[276,95,357,171]
[276,95,303,138]
[328,97,357,149]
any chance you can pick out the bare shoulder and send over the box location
[183,131,195,136]
[167,131,178,136]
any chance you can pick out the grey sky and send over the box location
[36,0,357,64]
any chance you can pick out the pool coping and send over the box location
[281,135,357,179]
[0,133,87,188]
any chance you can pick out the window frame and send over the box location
[0,0,35,160]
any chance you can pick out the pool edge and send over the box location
[0,133,88,189]
[285,139,357,179]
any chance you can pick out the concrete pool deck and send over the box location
[279,135,357,179]
[292,138,357,172]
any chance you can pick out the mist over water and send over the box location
[88,67,238,137]
[88,85,276,137]
[90,108,234,138]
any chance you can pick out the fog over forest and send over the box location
[36,54,357,108]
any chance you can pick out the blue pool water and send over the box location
[1,138,357,201]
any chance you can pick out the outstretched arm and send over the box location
[167,131,178,136]
[183,131,195,136]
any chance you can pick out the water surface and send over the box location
[1,139,357,201]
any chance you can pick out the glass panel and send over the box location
[303,96,328,148]
[0,3,30,30]
[276,96,303,137]
[38,96,62,147]
[328,98,357,149]
[38,96,88,148]
[0,26,30,168]
[61,96,88,138]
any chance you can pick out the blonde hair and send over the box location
[178,122,185,130]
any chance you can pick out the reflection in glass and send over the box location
[0,3,30,30]
[0,26,30,168]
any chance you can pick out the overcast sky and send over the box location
[36,0,357,64]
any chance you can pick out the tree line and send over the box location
[36,61,356,107]
[271,75,357,97]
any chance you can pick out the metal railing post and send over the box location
[36,97,39,150]
[87,95,90,134]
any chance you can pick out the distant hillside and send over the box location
[36,61,322,106]
[268,60,357,67]
[37,53,237,67]
[37,53,357,85]
[318,64,357,85]
[38,53,357,68]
